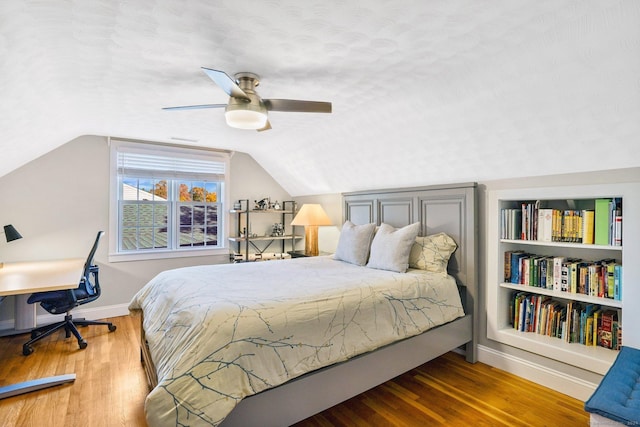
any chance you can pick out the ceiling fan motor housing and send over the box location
[225,73,268,129]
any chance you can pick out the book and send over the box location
[592,308,602,346]
[504,250,524,282]
[560,260,570,292]
[578,263,588,295]
[538,257,549,288]
[552,209,562,242]
[522,256,531,285]
[553,256,566,291]
[613,198,622,246]
[569,260,580,294]
[594,198,612,245]
[614,264,623,300]
[503,208,522,240]
[599,310,617,349]
[581,209,595,244]
[537,208,554,242]
[511,252,529,284]
[546,258,554,289]
[606,262,615,299]
[614,314,622,350]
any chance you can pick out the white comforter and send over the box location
[129,256,464,426]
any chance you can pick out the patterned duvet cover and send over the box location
[129,256,464,426]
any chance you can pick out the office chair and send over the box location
[23,231,116,355]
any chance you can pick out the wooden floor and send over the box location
[0,315,590,426]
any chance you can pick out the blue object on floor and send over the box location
[585,346,640,424]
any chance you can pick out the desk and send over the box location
[0,258,84,399]
[0,258,85,332]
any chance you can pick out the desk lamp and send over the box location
[1,224,23,269]
[290,204,332,256]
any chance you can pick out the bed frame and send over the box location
[138,182,478,426]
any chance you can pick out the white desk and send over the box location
[0,258,84,399]
[0,258,84,332]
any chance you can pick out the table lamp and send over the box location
[290,204,332,256]
[1,224,23,269]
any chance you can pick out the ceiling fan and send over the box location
[163,67,332,131]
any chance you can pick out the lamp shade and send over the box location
[291,204,332,257]
[3,224,22,242]
[290,204,332,226]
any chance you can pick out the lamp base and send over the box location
[304,226,319,257]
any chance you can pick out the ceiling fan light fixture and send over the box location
[225,103,268,130]
[164,67,332,131]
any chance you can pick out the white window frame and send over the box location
[108,139,230,262]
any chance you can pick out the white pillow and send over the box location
[408,232,458,276]
[367,222,420,273]
[333,221,376,266]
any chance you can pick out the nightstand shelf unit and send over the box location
[487,183,640,376]
[287,250,333,258]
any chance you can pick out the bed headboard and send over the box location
[342,182,478,361]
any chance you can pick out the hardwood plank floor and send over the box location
[0,315,591,426]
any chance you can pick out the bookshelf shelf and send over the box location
[494,328,617,375]
[487,183,640,377]
[499,283,623,308]
[500,239,622,251]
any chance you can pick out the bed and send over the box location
[129,183,478,426]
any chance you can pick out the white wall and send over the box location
[0,135,292,323]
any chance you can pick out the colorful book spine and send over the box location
[582,209,595,244]
[594,198,612,245]
[553,256,566,291]
[614,265,623,300]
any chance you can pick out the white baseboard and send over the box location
[0,303,131,331]
[477,344,598,401]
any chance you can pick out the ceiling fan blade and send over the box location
[162,104,227,111]
[201,67,249,100]
[257,120,272,132]
[263,99,332,113]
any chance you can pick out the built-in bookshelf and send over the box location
[487,183,640,376]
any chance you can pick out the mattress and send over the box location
[129,256,465,426]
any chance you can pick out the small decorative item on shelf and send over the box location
[233,201,242,210]
[271,223,284,237]
[254,198,269,210]
[273,200,281,210]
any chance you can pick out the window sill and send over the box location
[108,247,230,263]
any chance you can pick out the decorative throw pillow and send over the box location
[408,232,458,275]
[333,221,376,266]
[366,222,420,273]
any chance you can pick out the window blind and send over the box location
[116,146,227,181]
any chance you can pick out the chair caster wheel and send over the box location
[23,346,34,356]
[108,324,117,332]
[79,340,88,350]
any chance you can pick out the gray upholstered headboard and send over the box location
[342,182,478,359]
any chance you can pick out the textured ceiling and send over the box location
[1,0,639,196]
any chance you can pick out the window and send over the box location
[109,141,230,261]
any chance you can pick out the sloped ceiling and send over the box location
[1,1,639,196]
